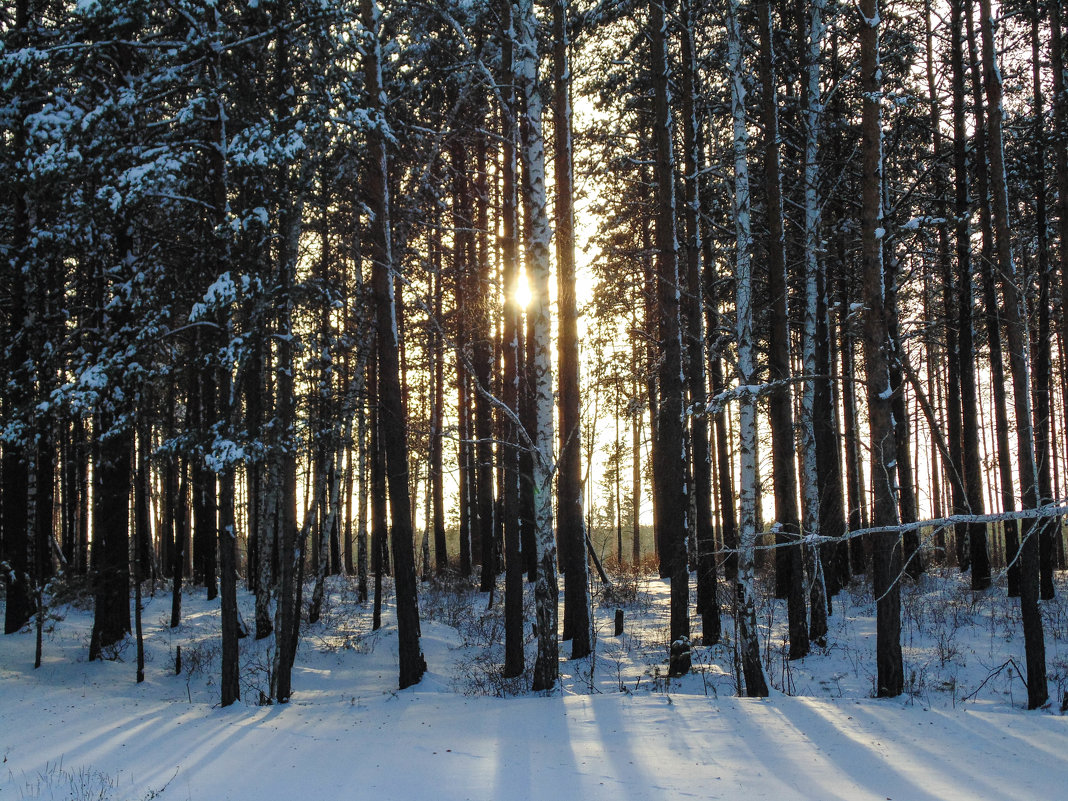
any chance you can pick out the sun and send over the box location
[515,268,532,310]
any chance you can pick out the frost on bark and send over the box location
[650,0,691,676]
[727,0,768,698]
[799,0,828,643]
[859,0,903,698]
[516,0,559,692]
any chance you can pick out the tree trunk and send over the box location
[679,0,720,646]
[1030,1,1056,601]
[473,133,497,594]
[553,0,592,660]
[800,0,832,634]
[517,0,560,692]
[500,0,524,679]
[966,3,1018,594]
[859,0,903,698]
[977,0,1048,709]
[3,0,34,634]
[650,0,691,677]
[727,0,768,697]
[949,0,991,589]
[362,0,425,690]
[758,0,809,656]
[89,427,132,660]
[1049,0,1068,581]
[171,462,187,629]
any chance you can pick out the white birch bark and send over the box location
[727,0,768,698]
[801,0,827,629]
[516,0,559,692]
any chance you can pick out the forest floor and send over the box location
[2,566,1068,800]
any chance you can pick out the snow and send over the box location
[2,571,1067,801]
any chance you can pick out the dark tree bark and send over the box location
[473,133,496,594]
[499,0,524,679]
[170,462,187,629]
[429,252,447,576]
[1030,0,1056,601]
[363,0,425,690]
[978,0,1048,709]
[966,4,1018,593]
[1049,0,1068,582]
[950,0,991,589]
[370,357,386,632]
[452,135,475,579]
[757,0,808,657]
[859,0,903,698]
[269,0,303,705]
[3,0,34,635]
[192,364,217,600]
[650,0,691,676]
[679,0,720,646]
[89,427,133,660]
[553,0,592,659]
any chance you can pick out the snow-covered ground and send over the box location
[2,569,1067,800]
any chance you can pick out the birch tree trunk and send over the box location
[516,0,560,692]
[727,0,768,697]
[800,0,829,640]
